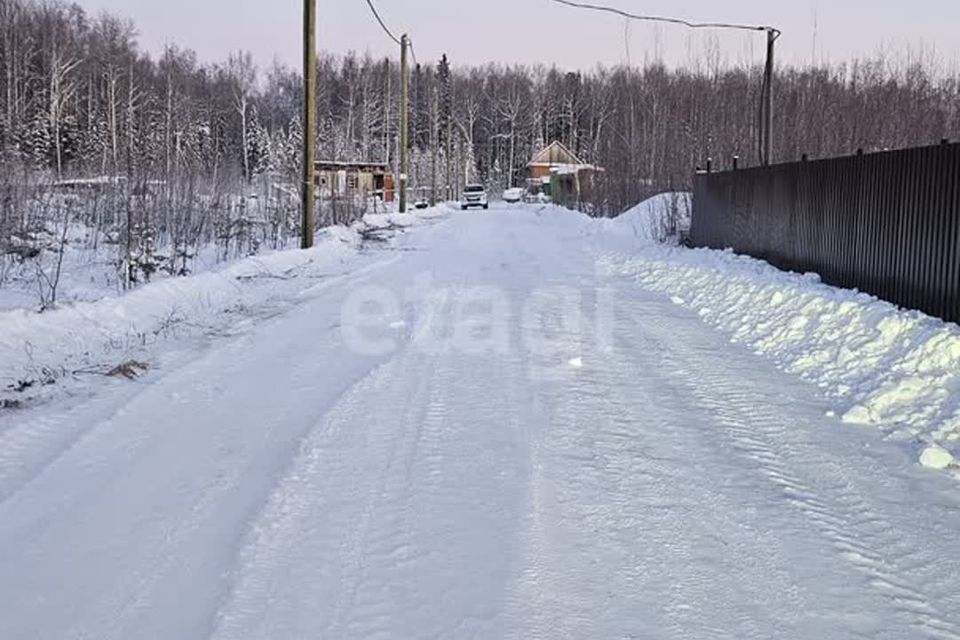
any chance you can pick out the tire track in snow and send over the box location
[640,307,960,640]
[0,250,406,510]
[205,346,431,640]
[507,280,814,640]
[0,364,189,506]
[209,280,530,639]
[0,248,416,640]
[323,353,439,638]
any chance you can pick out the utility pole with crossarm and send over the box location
[301,0,317,248]
[399,34,409,213]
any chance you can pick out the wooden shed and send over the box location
[314,161,395,202]
[527,141,602,205]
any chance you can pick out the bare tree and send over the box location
[227,51,256,182]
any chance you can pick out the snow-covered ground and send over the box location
[598,191,692,242]
[0,206,439,314]
[0,209,442,404]
[597,196,960,473]
[1,200,959,639]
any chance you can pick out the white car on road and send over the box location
[460,184,489,210]
[502,187,525,204]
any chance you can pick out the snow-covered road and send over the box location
[2,205,960,640]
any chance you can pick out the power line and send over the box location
[363,0,402,46]
[548,0,782,165]
[548,0,779,36]
[360,0,418,210]
[363,0,417,65]
[408,39,419,67]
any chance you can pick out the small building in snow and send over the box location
[526,141,602,206]
[314,161,395,202]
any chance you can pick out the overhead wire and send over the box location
[408,39,419,67]
[549,0,781,164]
[363,0,402,46]
[547,0,779,35]
[363,0,418,65]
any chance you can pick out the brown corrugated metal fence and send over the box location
[690,143,960,324]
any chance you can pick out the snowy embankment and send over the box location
[0,210,440,397]
[601,195,959,473]
[598,191,692,242]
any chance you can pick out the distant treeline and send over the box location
[2,0,959,212]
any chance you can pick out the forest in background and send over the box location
[2,0,960,303]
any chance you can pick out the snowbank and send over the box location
[360,212,422,230]
[600,242,960,473]
[0,228,356,388]
[600,192,692,242]
[0,209,443,392]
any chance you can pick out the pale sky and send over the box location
[79,0,960,72]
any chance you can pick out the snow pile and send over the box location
[600,244,960,473]
[0,227,358,389]
[600,192,692,242]
[921,446,955,470]
[0,207,445,392]
[359,212,422,230]
[354,207,451,238]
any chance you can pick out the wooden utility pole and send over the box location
[383,58,391,171]
[399,34,409,213]
[301,0,316,248]
[762,28,779,166]
[431,86,438,206]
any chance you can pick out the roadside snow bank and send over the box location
[600,192,692,242]
[0,208,443,392]
[361,206,449,230]
[600,244,960,474]
[0,226,359,388]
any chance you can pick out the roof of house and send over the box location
[528,141,587,168]
[315,160,390,173]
